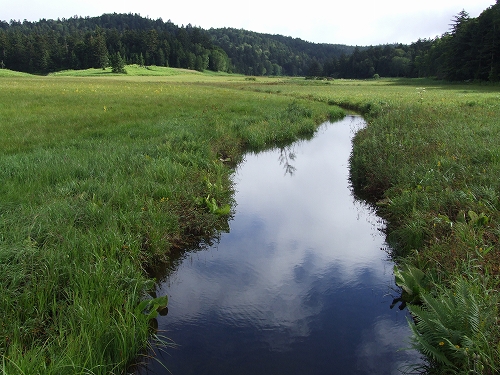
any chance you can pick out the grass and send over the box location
[1,67,499,374]
[49,64,243,81]
[254,77,500,374]
[0,68,342,374]
[0,69,32,77]
[49,64,205,77]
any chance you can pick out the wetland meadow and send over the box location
[1,66,499,374]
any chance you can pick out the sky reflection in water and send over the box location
[144,116,420,375]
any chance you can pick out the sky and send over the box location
[1,0,496,45]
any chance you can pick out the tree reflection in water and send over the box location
[278,146,296,176]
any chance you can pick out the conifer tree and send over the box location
[110,52,126,73]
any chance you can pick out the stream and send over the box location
[139,115,421,374]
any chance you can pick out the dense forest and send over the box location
[328,2,500,81]
[207,28,353,76]
[0,14,228,74]
[0,1,499,81]
[0,13,353,76]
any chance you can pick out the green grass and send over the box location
[49,64,243,80]
[0,71,341,374]
[1,69,499,374]
[49,64,204,77]
[0,69,33,77]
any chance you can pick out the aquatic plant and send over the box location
[393,264,429,306]
[136,295,169,320]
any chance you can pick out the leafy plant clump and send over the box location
[393,264,430,306]
[407,275,498,374]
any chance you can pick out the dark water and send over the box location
[140,116,420,375]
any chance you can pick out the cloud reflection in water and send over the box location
[148,116,419,375]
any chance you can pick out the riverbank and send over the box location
[0,72,344,374]
[250,78,500,374]
[1,70,498,374]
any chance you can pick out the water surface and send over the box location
[141,116,419,374]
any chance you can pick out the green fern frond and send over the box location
[406,274,499,374]
[455,279,480,334]
[408,317,456,367]
[419,292,454,327]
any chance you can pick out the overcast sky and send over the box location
[1,0,496,45]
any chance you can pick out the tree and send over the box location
[477,2,500,81]
[144,29,159,65]
[0,30,7,67]
[307,58,323,77]
[92,28,109,69]
[390,56,410,76]
[209,48,229,72]
[443,10,476,80]
[110,51,126,73]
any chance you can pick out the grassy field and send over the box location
[1,67,499,374]
[0,68,343,374]
[246,77,500,374]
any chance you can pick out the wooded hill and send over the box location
[1,1,499,81]
[333,2,500,81]
[207,28,354,76]
[0,13,353,76]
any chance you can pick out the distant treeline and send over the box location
[1,1,499,81]
[207,28,354,76]
[0,13,352,76]
[327,2,500,81]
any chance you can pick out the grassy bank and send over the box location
[0,70,343,374]
[242,77,500,374]
[2,68,499,374]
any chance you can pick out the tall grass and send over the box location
[265,78,500,373]
[3,70,498,373]
[0,72,340,374]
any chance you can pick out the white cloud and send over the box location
[356,317,423,374]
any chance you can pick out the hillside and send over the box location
[208,27,354,76]
[1,3,499,81]
[0,13,353,76]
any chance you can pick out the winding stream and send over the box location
[140,116,420,374]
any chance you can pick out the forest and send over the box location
[0,1,499,81]
[330,4,500,81]
[0,13,352,76]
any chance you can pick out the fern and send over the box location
[406,276,498,374]
[408,306,456,368]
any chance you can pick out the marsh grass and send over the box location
[234,77,500,373]
[2,70,499,374]
[0,72,339,374]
